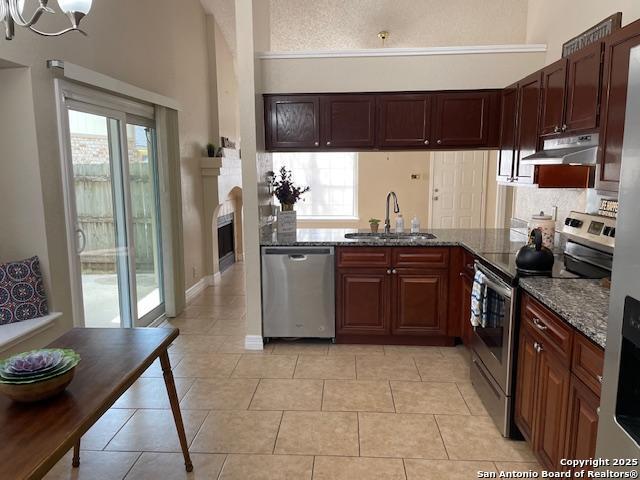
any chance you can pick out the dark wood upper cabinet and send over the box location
[431,92,494,147]
[565,42,604,132]
[598,18,640,192]
[540,58,568,135]
[265,95,320,150]
[321,95,376,148]
[392,270,448,336]
[377,94,431,148]
[498,83,519,182]
[515,72,541,184]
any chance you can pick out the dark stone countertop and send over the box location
[519,278,609,348]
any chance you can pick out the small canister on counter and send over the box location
[527,211,556,249]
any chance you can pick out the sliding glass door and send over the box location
[62,101,164,328]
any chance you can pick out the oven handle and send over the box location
[474,262,513,299]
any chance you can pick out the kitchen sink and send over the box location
[344,232,437,241]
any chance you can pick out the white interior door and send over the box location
[430,151,487,229]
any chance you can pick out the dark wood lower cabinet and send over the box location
[515,293,602,471]
[534,347,571,469]
[336,269,390,336]
[392,270,448,336]
[460,273,473,347]
[564,375,600,474]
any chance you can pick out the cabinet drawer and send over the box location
[337,248,391,268]
[392,248,450,269]
[572,333,604,396]
[522,295,573,365]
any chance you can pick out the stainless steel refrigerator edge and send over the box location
[596,45,640,460]
[261,247,336,339]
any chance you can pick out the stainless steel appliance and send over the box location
[261,246,335,339]
[521,133,599,166]
[596,45,640,461]
[471,213,615,437]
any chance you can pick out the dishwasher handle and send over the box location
[263,247,333,256]
[288,254,308,261]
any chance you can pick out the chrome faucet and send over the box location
[384,191,400,233]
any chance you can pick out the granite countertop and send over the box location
[519,278,609,348]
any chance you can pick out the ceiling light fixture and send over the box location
[1,0,92,40]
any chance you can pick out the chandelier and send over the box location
[0,0,92,40]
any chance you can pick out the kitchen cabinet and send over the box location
[336,247,452,344]
[514,72,541,184]
[393,270,448,336]
[497,83,519,183]
[321,95,376,148]
[515,293,603,471]
[460,273,473,346]
[564,42,604,132]
[265,95,320,150]
[377,94,431,148]
[264,90,501,151]
[598,18,640,192]
[431,91,499,147]
[564,375,600,474]
[540,59,568,136]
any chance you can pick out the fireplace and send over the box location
[217,213,236,272]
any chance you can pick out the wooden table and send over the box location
[0,328,192,480]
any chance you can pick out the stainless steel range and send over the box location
[470,212,615,437]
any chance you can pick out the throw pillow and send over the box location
[0,256,49,325]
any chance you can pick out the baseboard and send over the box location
[185,277,208,303]
[244,335,264,351]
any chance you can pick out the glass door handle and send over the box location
[76,227,87,254]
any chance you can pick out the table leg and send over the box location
[160,350,194,473]
[72,439,80,468]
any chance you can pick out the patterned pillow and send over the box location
[0,256,49,325]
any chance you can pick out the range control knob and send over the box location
[564,217,573,226]
[570,219,584,228]
[603,226,613,236]
[609,227,616,238]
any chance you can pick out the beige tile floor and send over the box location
[46,263,541,480]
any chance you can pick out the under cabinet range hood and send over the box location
[521,133,599,165]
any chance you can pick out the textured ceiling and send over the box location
[270,0,528,51]
[201,0,529,55]
[200,0,237,55]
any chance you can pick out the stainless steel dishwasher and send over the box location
[261,246,335,339]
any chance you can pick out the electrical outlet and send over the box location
[192,266,197,279]
[411,174,421,180]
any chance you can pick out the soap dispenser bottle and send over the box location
[411,215,420,233]
[395,214,405,233]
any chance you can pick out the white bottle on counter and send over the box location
[411,215,420,233]
[395,214,405,233]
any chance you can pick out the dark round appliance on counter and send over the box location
[516,228,555,275]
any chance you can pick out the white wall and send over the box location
[261,51,547,93]
[527,0,640,63]
[270,0,528,50]
[0,0,215,335]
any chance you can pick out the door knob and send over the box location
[434,188,439,193]
[433,196,439,201]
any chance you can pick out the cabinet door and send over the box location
[564,375,600,473]
[377,94,431,148]
[265,95,320,150]
[565,42,604,133]
[336,269,391,335]
[498,83,519,183]
[514,327,540,443]
[598,20,640,192]
[534,347,571,471]
[431,92,491,147]
[540,59,568,135]
[515,72,541,184]
[460,273,473,347]
[392,270,448,336]
[321,95,376,148]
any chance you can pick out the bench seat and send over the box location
[0,313,62,354]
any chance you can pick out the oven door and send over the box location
[470,262,516,395]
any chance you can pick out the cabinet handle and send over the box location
[314,141,319,146]
[597,406,601,416]
[392,269,397,274]
[424,140,430,145]
[326,141,332,146]
[597,375,603,384]
[436,139,442,144]
[387,269,392,275]
[532,318,548,331]
[562,124,567,132]
[533,341,543,353]
[466,264,474,270]
[554,126,560,133]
